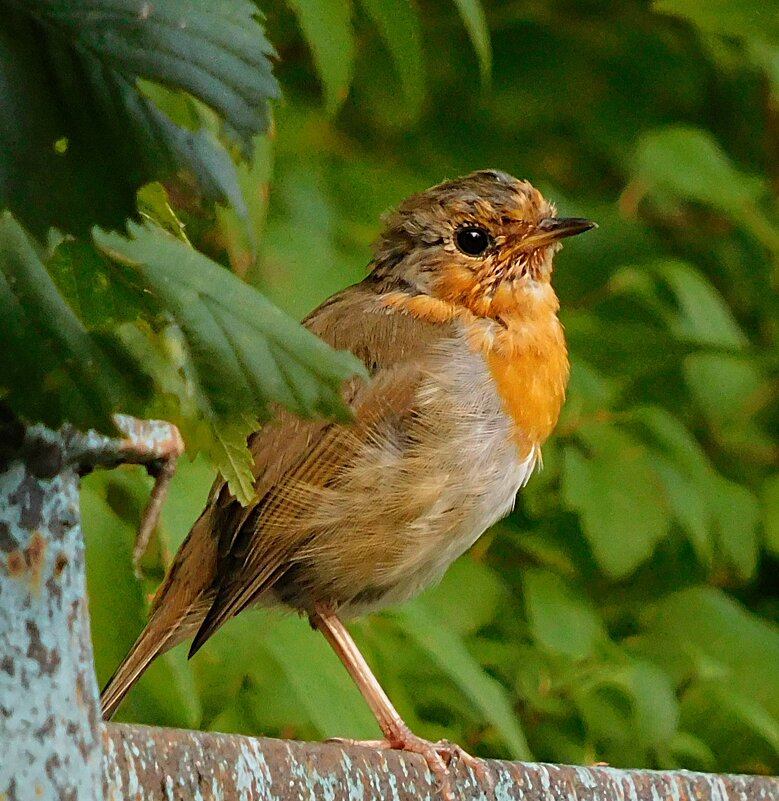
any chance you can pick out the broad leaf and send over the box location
[0,0,279,235]
[562,423,671,577]
[0,214,146,431]
[287,0,354,114]
[523,569,606,660]
[96,224,365,501]
[358,0,425,116]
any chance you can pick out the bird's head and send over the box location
[372,170,595,319]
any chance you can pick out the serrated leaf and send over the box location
[358,0,425,116]
[111,320,255,503]
[450,0,492,85]
[46,239,154,329]
[562,423,671,577]
[97,223,364,415]
[287,0,354,114]
[0,213,148,431]
[1,0,279,235]
[211,417,257,506]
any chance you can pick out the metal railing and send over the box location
[3,417,778,801]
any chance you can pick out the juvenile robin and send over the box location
[101,170,594,791]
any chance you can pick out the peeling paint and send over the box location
[98,724,779,801]
[0,452,102,800]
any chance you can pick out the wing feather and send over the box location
[185,283,450,653]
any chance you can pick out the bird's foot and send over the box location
[327,732,486,801]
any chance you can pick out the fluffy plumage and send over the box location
[100,169,592,722]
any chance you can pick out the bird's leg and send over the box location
[310,607,480,800]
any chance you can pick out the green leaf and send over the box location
[209,416,257,507]
[634,126,764,212]
[82,472,201,728]
[0,213,145,431]
[287,0,354,114]
[258,615,380,738]
[523,569,606,660]
[358,0,425,115]
[450,0,492,85]
[630,406,716,564]
[394,600,531,759]
[1,0,279,235]
[761,475,779,557]
[97,223,364,413]
[46,239,154,329]
[421,557,505,635]
[645,587,779,720]
[574,661,678,749]
[653,261,767,446]
[653,0,779,48]
[562,423,671,577]
[649,456,713,565]
[710,476,760,580]
[216,134,275,274]
[96,224,365,500]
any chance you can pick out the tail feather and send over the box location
[101,503,220,719]
[100,612,186,720]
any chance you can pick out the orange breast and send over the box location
[485,321,569,458]
[380,284,570,459]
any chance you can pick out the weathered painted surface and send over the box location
[103,723,779,801]
[0,416,182,801]
[0,426,103,801]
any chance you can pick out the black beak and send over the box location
[517,217,597,251]
[538,217,598,239]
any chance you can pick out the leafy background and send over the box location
[2,0,779,776]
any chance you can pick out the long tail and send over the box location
[100,609,192,719]
[100,504,221,719]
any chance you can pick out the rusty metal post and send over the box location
[0,416,181,801]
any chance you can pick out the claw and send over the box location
[327,733,487,801]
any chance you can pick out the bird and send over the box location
[100,169,595,793]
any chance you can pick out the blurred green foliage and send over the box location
[3,0,779,777]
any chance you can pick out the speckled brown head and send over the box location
[372,169,594,318]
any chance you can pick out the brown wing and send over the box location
[185,280,451,654]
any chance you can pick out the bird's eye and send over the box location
[455,226,490,256]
